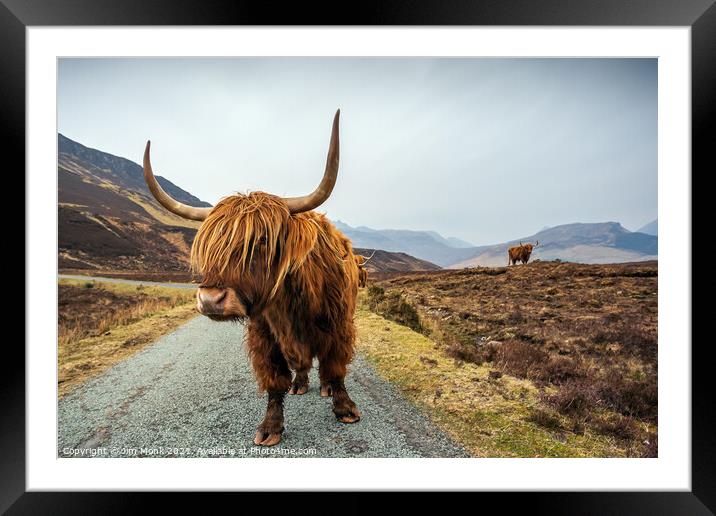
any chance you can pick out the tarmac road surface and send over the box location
[58,315,468,458]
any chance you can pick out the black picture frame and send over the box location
[8,0,712,513]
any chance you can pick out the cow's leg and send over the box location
[318,347,361,423]
[247,318,292,446]
[319,381,332,398]
[289,362,311,395]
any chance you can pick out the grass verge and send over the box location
[58,279,198,397]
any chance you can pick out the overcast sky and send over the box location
[58,58,657,246]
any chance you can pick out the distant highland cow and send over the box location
[141,110,362,447]
[355,251,376,288]
[508,241,539,266]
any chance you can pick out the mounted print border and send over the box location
[7,0,713,513]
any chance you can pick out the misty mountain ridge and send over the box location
[332,220,478,266]
[333,220,657,267]
[636,219,658,236]
[333,221,473,247]
[451,222,657,268]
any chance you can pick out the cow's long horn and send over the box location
[362,250,377,264]
[143,141,212,221]
[283,109,340,214]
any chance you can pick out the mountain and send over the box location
[59,134,210,209]
[636,219,658,236]
[450,222,658,268]
[335,220,658,268]
[353,248,441,273]
[332,221,477,267]
[425,231,475,249]
[58,134,209,272]
[58,135,656,273]
[58,135,438,275]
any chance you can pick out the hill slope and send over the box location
[58,134,208,271]
[58,135,438,275]
[59,134,210,209]
[353,248,441,273]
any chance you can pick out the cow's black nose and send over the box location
[197,288,227,314]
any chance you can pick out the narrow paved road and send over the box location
[58,316,467,458]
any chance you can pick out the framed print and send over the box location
[8,0,714,512]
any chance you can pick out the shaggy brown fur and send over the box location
[508,243,537,266]
[355,255,369,288]
[191,192,361,445]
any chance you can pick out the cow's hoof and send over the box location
[320,384,333,397]
[289,383,308,395]
[254,430,282,447]
[334,404,361,424]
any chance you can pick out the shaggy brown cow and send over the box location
[507,241,539,265]
[142,110,361,446]
[355,251,375,288]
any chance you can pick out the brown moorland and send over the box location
[366,260,657,457]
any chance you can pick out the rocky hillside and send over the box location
[58,135,438,275]
[58,134,207,272]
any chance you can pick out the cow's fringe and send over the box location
[190,191,356,301]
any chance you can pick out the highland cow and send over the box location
[355,251,375,288]
[141,110,361,446]
[508,241,539,265]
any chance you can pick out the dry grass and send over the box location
[355,295,628,457]
[58,279,198,396]
[59,269,198,283]
[364,260,657,457]
[365,285,424,334]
